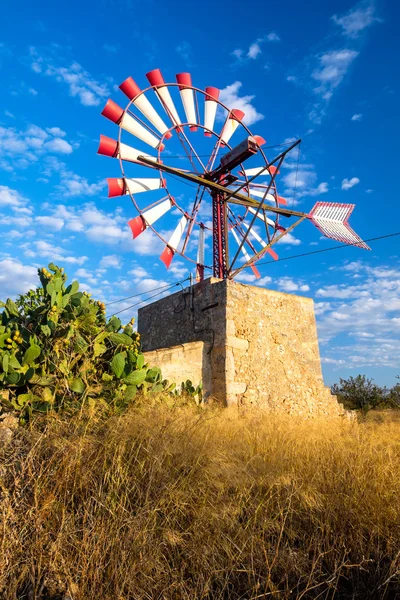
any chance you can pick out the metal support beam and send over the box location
[212,191,229,278]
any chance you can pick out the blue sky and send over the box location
[0,0,399,387]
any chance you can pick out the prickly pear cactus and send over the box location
[0,263,175,422]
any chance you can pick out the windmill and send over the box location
[98,68,369,282]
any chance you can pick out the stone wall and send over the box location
[143,341,212,395]
[138,278,343,416]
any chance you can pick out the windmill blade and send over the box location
[119,77,172,140]
[243,219,279,260]
[231,227,261,278]
[97,135,156,164]
[229,184,287,205]
[239,165,280,177]
[204,87,220,137]
[160,214,189,268]
[309,202,370,250]
[196,223,205,281]
[220,109,245,146]
[128,197,174,239]
[107,177,166,197]
[146,69,182,129]
[176,73,197,131]
[101,99,164,150]
[248,206,286,232]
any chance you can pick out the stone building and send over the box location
[139,278,343,416]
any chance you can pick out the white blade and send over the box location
[176,74,197,129]
[247,207,275,228]
[168,214,188,251]
[120,113,163,150]
[143,198,173,226]
[155,86,182,128]
[119,77,171,139]
[220,110,244,146]
[133,94,171,138]
[118,142,156,163]
[125,178,165,194]
[147,68,181,128]
[231,227,260,278]
[128,197,173,239]
[231,228,252,261]
[243,220,266,247]
[179,88,197,128]
[229,185,275,204]
[309,202,370,250]
[240,165,279,177]
[204,87,219,136]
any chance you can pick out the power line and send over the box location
[110,281,186,316]
[105,277,190,306]
[254,231,400,268]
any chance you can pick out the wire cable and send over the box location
[110,281,185,317]
[105,277,190,307]
[254,231,400,268]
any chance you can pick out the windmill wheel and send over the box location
[97,68,296,280]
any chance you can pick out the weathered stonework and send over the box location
[139,278,343,416]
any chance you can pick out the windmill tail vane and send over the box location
[308,202,371,250]
[97,67,370,281]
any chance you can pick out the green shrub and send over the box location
[0,263,175,422]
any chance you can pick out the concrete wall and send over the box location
[138,278,343,416]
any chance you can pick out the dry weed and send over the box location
[1,404,400,599]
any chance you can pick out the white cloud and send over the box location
[0,186,29,210]
[29,47,109,107]
[28,87,38,96]
[312,49,359,100]
[287,75,297,83]
[0,123,75,170]
[43,138,73,154]
[58,173,103,196]
[0,258,38,298]
[341,177,360,190]
[316,263,400,367]
[46,127,66,137]
[35,215,64,231]
[281,164,328,199]
[100,254,121,269]
[277,233,301,246]
[32,240,87,265]
[277,277,310,293]
[129,265,150,279]
[234,33,280,64]
[351,113,363,121]
[248,41,262,59]
[332,3,381,38]
[42,157,104,197]
[219,81,264,126]
[232,49,244,60]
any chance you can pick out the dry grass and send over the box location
[1,404,400,599]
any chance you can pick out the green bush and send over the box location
[0,263,175,422]
[331,374,396,414]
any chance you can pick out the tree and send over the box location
[387,376,400,409]
[331,375,384,414]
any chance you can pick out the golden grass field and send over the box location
[1,403,400,599]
